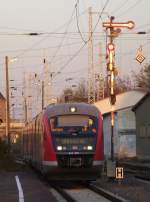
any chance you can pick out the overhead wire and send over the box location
[49,5,77,65]
[0,41,84,55]
[75,0,87,43]
[111,0,130,15]
[12,7,88,60]
[53,0,110,78]
[1,0,111,91]
[116,0,143,18]
[134,22,150,31]
[0,26,42,33]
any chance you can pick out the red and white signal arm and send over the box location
[103,21,135,29]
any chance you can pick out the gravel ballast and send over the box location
[95,175,150,202]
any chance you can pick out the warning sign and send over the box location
[116,167,124,179]
[136,46,145,64]
[136,54,145,64]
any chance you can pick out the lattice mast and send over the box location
[96,42,105,101]
[88,7,95,104]
[43,58,51,107]
[26,73,32,122]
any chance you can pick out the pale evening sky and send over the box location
[0,0,149,117]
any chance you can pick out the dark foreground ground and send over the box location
[0,155,58,202]
[1,156,150,202]
[95,161,150,202]
[0,170,58,202]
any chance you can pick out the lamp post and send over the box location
[41,80,44,110]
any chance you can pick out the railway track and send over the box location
[123,166,150,183]
[50,182,128,202]
[51,185,77,202]
[135,174,150,182]
[25,160,128,202]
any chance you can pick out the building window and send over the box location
[148,124,150,137]
[139,124,150,138]
[139,125,146,138]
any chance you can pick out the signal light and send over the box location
[70,106,77,113]
[107,44,115,71]
[57,146,62,151]
[107,43,115,51]
[87,146,93,150]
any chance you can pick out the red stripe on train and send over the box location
[94,113,104,160]
[43,115,56,161]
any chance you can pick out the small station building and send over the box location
[132,93,150,160]
[94,90,146,159]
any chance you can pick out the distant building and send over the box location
[132,93,150,160]
[94,90,146,159]
[0,92,6,124]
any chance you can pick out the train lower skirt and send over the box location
[42,161,103,180]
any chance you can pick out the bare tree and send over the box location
[58,80,88,103]
[58,76,133,103]
[133,64,150,92]
[115,75,133,94]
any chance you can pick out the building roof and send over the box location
[132,93,150,111]
[94,90,146,115]
[0,92,5,100]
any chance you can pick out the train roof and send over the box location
[44,103,100,118]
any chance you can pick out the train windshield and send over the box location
[58,115,89,127]
[50,115,97,133]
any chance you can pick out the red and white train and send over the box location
[22,103,104,180]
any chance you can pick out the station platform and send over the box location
[0,171,58,202]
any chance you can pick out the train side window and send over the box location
[88,118,93,127]
[148,124,150,137]
[50,118,55,130]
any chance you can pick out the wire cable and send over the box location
[116,0,143,18]
[13,7,88,60]
[49,5,77,65]
[53,0,110,77]
[111,0,129,15]
[92,0,110,34]
[75,0,87,43]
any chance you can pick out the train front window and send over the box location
[50,115,96,133]
[58,115,88,127]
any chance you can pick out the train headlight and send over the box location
[57,146,62,151]
[87,146,93,150]
[70,106,77,113]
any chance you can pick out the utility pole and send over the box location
[23,97,27,123]
[26,73,32,122]
[95,43,105,102]
[88,7,95,104]
[41,80,44,110]
[103,17,135,161]
[5,56,11,151]
[22,73,27,123]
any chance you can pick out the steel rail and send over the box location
[88,183,129,202]
[51,185,78,202]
